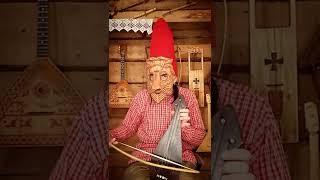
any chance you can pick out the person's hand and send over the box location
[221,148,255,180]
[172,108,190,128]
[109,137,118,148]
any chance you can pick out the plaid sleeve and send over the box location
[109,91,144,142]
[247,98,291,180]
[181,89,206,147]
[49,91,109,180]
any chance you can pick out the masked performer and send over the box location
[109,18,206,180]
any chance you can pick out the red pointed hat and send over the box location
[149,18,177,75]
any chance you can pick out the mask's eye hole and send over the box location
[160,73,168,81]
[149,73,154,81]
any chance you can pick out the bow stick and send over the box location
[110,142,200,174]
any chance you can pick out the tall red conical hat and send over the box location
[149,18,177,75]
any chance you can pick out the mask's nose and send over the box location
[152,75,161,91]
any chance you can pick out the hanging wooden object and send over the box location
[304,102,319,180]
[197,94,211,152]
[188,47,204,107]
[301,25,320,98]
[109,45,134,108]
[0,0,84,146]
[249,0,298,142]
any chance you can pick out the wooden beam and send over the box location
[110,29,210,40]
[110,0,211,11]
[109,43,212,60]
[112,10,211,22]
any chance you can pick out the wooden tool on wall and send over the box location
[197,94,211,152]
[109,44,133,108]
[249,0,298,142]
[304,102,319,180]
[188,47,204,107]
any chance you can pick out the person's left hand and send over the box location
[172,108,190,128]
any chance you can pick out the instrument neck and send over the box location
[120,53,125,80]
[37,0,49,59]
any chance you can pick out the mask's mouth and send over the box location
[154,89,161,94]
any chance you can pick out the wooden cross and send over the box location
[193,78,200,84]
[264,52,284,71]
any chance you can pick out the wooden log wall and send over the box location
[108,0,212,179]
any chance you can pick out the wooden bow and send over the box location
[110,142,200,174]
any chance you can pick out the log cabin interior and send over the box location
[0,0,319,180]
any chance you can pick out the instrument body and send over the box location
[151,95,186,179]
[109,44,134,108]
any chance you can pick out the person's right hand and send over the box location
[221,148,255,180]
[109,137,118,148]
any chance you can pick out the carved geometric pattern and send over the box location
[0,59,84,146]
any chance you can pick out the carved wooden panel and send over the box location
[249,0,298,142]
[0,59,84,146]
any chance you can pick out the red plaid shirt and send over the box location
[216,78,291,180]
[110,87,206,165]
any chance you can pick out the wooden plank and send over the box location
[50,3,107,66]
[255,1,290,28]
[109,43,211,61]
[0,147,61,174]
[112,10,211,22]
[0,3,36,65]
[249,0,298,143]
[110,0,211,11]
[213,2,250,66]
[109,62,211,83]
[284,143,310,180]
[110,29,210,40]
[225,73,250,86]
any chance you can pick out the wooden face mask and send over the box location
[146,58,176,103]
